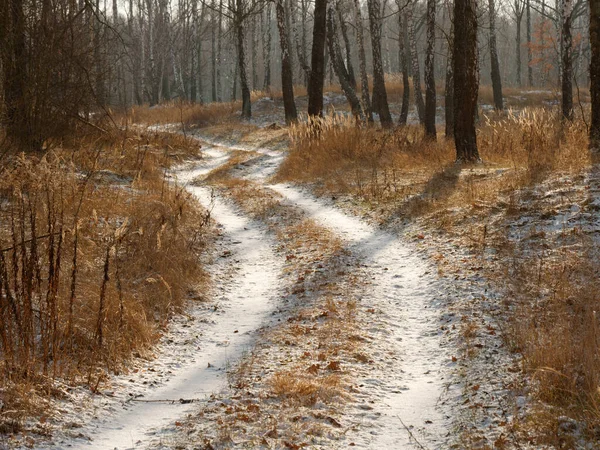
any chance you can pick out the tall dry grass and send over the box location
[122,92,268,128]
[277,107,599,442]
[0,127,208,428]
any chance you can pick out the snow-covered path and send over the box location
[269,184,450,448]
[67,158,285,449]
[198,137,452,448]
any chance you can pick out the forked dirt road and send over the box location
[38,131,515,450]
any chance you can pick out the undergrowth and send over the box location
[0,126,208,429]
[276,107,599,444]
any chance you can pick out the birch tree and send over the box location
[407,1,425,124]
[367,0,393,127]
[353,0,374,122]
[327,4,365,120]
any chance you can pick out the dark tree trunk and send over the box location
[399,11,410,125]
[445,12,454,138]
[454,0,480,162]
[1,0,32,148]
[367,0,392,127]
[353,0,374,122]
[590,0,599,149]
[327,6,365,121]
[424,0,437,138]
[488,0,503,110]
[308,0,328,117]
[408,2,425,124]
[276,0,298,123]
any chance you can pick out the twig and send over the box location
[397,415,430,450]
[129,397,204,404]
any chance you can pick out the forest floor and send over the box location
[2,91,598,450]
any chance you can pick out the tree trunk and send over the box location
[327,5,365,121]
[291,0,311,82]
[211,0,217,102]
[263,3,272,91]
[407,2,425,124]
[276,0,298,123]
[235,6,251,119]
[589,0,599,148]
[445,14,454,138]
[526,0,533,86]
[489,0,503,110]
[399,11,410,125]
[353,0,374,122]
[454,0,480,162]
[561,0,573,121]
[337,2,357,88]
[1,0,30,148]
[424,0,437,138]
[515,5,522,87]
[367,0,393,127]
[307,0,328,117]
[216,0,223,101]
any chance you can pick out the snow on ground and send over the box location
[25,150,287,450]
[270,183,452,448]
[184,135,457,447]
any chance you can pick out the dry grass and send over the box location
[118,91,267,128]
[270,371,342,407]
[277,106,599,444]
[278,109,589,213]
[0,126,208,426]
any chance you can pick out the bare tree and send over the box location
[407,1,425,124]
[336,0,357,88]
[590,0,599,149]
[526,0,533,86]
[398,7,410,125]
[445,6,454,138]
[308,0,328,117]
[353,0,374,122]
[275,0,298,123]
[367,0,393,127]
[562,0,574,121]
[424,0,437,138]
[512,0,525,86]
[263,3,273,91]
[327,5,365,120]
[454,0,480,162]
[488,0,504,109]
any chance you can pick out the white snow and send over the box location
[43,155,285,450]
[270,183,450,448]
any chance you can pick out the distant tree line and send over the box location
[0,0,598,155]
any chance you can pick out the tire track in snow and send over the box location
[268,183,451,449]
[193,136,452,448]
[68,152,285,449]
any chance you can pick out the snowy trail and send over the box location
[69,155,285,449]
[269,184,450,448]
[196,136,451,447]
